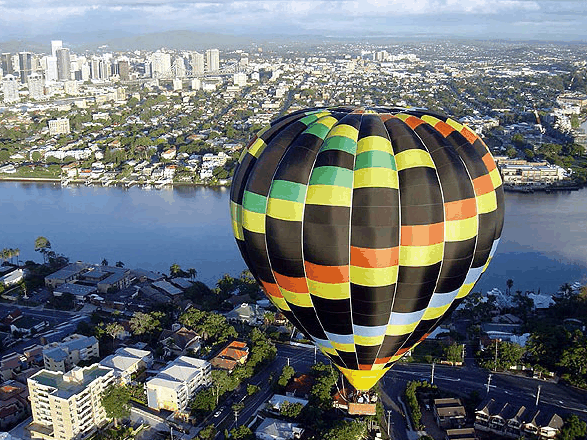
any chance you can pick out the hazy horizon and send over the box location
[0,0,586,44]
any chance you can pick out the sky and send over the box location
[0,0,586,42]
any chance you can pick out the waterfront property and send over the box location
[27,364,114,440]
[45,262,132,293]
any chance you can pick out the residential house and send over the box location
[27,364,115,440]
[0,380,29,430]
[475,398,564,439]
[266,394,308,413]
[0,268,24,287]
[43,334,99,373]
[285,374,314,399]
[210,341,249,372]
[158,326,201,357]
[255,418,304,440]
[434,398,466,429]
[99,347,152,384]
[445,428,478,440]
[10,315,49,337]
[225,303,265,325]
[146,356,211,411]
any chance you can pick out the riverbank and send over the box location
[0,176,230,188]
[503,183,583,193]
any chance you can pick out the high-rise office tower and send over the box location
[118,60,130,81]
[1,53,14,75]
[150,51,171,78]
[56,48,71,81]
[2,74,19,103]
[43,56,58,81]
[205,49,219,72]
[51,40,63,58]
[190,52,205,75]
[27,72,44,100]
[18,52,33,84]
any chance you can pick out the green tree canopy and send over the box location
[101,384,131,426]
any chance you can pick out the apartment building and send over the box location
[146,356,211,411]
[99,347,152,384]
[28,365,114,440]
[43,335,99,373]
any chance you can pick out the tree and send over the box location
[444,343,463,364]
[105,322,123,340]
[101,258,108,266]
[280,401,304,419]
[34,236,51,263]
[115,261,125,268]
[278,365,295,388]
[322,420,367,440]
[247,384,260,395]
[170,263,181,277]
[197,424,216,440]
[506,279,514,295]
[556,414,587,440]
[129,311,163,339]
[229,426,253,440]
[101,384,131,427]
[187,268,197,280]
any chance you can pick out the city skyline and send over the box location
[0,0,586,43]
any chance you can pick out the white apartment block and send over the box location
[146,356,211,411]
[99,347,152,384]
[48,118,70,136]
[43,334,99,373]
[2,74,19,103]
[28,365,114,440]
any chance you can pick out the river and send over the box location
[1,182,586,293]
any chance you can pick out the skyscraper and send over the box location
[1,53,14,75]
[2,74,20,103]
[43,56,58,81]
[27,72,44,100]
[56,48,71,81]
[18,52,33,84]
[51,40,63,58]
[150,51,171,78]
[118,60,130,81]
[190,52,205,75]
[205,49,219,72]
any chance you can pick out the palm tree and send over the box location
[101,258,108,266]
[115,261,125,268]
[34,236,51,263]
[506,279,514,295]
[13,248,19,265]
[170,263,181,277]
[187,268,197,280]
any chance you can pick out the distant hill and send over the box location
[0,30,326,53]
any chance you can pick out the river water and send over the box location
[1,182,586,293]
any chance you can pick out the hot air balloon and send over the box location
[230,107,504,392]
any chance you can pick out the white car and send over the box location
[214,410,222,418]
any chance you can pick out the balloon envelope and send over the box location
[230,107,504,391]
